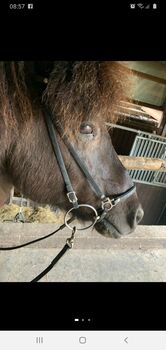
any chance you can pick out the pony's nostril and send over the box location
[135,207,144,224]
[127,206,144,229]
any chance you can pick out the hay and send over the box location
[0,204,64,223]
[28,206,64,224]
[0,204,26,221]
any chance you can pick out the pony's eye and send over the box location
[80,124,93,134]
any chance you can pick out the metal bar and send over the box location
[110,123,166,187]
[135,139,145,180]
[107,123,166,141]
[145,170,154,183]
[141,140,151,181]
[130,137,149,181]
[107,123,142,135]
[156,143,164,158]
[143,141,156,181]
[133,179,166,188]
[127,98,164,111]
[135,137,166,145]
[142,140,158,182]
[148,171,156,183]
[129,136,141,177]
[159,172,166,182]
[114,111,158,125]
[155,171,166,184]
[129,136,139,156]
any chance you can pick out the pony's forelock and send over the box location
[0,61,132,135]
[43,61,132,135]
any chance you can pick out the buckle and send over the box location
[101,197,120,212]
[67,191,78,204]
[66,226,77,248]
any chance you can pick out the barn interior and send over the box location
[110,61,166,225]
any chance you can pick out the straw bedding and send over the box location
[0,204,64,223]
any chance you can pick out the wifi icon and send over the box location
[137,3,144,8]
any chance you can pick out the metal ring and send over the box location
[64,204,99,231]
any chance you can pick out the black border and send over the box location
[0,283,166,330]
[0,0,166,333]
[0,1,165,59]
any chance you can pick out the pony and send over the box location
[0,61,144,237]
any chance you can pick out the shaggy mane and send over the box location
[0,61,132,134]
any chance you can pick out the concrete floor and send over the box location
[0,224,166,282]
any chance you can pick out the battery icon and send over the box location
[153,3,157,9]
[28,3,33,9]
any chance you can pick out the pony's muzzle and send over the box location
[127,205,144,230]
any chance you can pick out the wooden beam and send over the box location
[119,156,166,172]
[131,68,166,85]
[131,99,164,110]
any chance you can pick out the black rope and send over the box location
[0,217,75,251]
[30,243,70,282]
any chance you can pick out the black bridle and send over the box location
[44,110,136,226]
[0,110,136,282]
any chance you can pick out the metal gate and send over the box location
[129,132,166,187]
[107,123,166,188]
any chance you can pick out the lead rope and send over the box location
[30,226,77,282]
[0,217,76,282]
[0,217,75,251]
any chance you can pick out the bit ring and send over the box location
[64,204,99,231]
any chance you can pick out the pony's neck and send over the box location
[6,113,73,208]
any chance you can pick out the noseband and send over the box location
[44,110,136,229]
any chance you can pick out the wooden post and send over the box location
[9,187,14,204]
[118,156,166,172]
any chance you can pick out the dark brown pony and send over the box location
[0,61,143,237]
